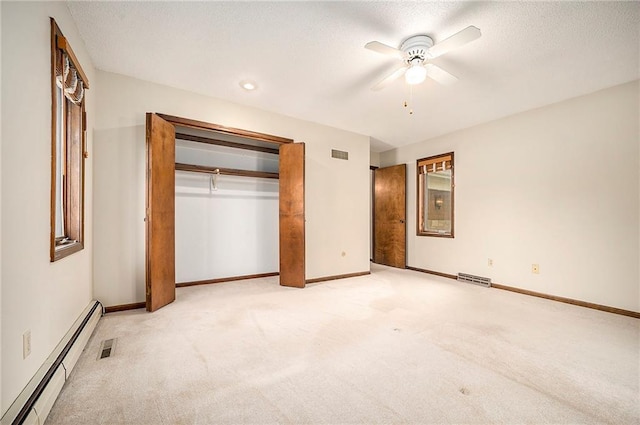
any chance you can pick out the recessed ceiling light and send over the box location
[240,80,257,91]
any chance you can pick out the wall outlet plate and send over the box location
[23,330,31,359]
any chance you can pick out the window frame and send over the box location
[50,18,89,262]
[416,152,455,238]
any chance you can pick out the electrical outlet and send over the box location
[488,258,493,267]
[532,264,540,274]
[23,330,31,359]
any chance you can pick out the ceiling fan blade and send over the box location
[371,65,407,91]
[365,41,405,60]
[424,64,458,85]
[427,26,481,59]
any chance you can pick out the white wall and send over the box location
[381,81,640,312]
[0,1,3,410]
[93,70,370,307]
[370,149,381,168]
[175,173,279,282]
[1,2,95,414]
[174,143,280,282]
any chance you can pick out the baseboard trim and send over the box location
[491,283,640,319]
[104,302,146,314]
[176,272,279,288]
[3,301,101,425]
[306,271,370,284]
[407,265,639,319]
[406,266,457,280]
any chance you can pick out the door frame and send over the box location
[146,113,306,312]
[370,165,378,261]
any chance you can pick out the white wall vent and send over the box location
[331,149,348,160]
[457,273,491,288]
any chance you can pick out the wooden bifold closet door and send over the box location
[279,142,306,288]
[146,113,306,312]
[145,113,176,312]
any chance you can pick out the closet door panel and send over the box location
[146,113,176,311]
[279,142,305,287]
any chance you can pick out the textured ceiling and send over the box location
[67,1,640,152]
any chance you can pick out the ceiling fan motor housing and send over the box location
[401,35,434,63]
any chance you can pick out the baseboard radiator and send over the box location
[457,273,491,288]
[1,301,102,425]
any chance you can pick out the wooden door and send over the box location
[145,113,176,311]
[279,143,305,287]
[373,164,406,268]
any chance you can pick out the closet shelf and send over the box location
[176,132,280,155]
[175,163,279,180]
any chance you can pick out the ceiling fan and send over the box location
[365,26,481,91]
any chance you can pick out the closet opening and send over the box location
[145,113,305,312]
[174,125,281,287]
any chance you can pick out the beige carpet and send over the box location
[46,264,639,424]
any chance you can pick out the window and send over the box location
[417,152,454,237]
[50,18,89,261]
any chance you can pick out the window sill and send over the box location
[52,240,83,262]
[417,232,454,238]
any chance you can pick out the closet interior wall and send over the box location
[174,127,280,284]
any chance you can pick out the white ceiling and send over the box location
[67,1,640,152]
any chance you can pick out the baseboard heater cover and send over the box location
[458,273,491,288]
[1,301,102,425]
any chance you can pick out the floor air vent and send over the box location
[457,273,491,288]
[98,338,116,359]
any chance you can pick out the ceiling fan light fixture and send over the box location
[405,63,427,85]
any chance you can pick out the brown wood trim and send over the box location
[50,19,87,262]
[371,168,375,261]
[52,241,84,262]
[158,114,293,145]
[104,302,146,314]
[418,232,455,239]
[306,271,371,284]
[175,163,279,179]
[176,132,280,155]
[407,266,639,319]
[417,153,453,171]
[53,29,90,89]
[406,266,458,280]
[80,102,86,248]
[491,283,640,319]
[415,164,420,237]
[50,18,58,262]
[176,272,279,287]
[416,152,455,238]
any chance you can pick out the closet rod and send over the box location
[175,163,279,180]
